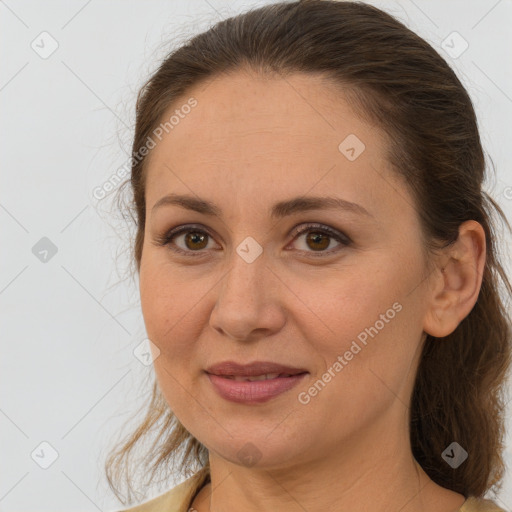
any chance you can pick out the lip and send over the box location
[205,360,308,377]
[206,372,308,404]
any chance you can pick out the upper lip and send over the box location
[205,360,308,377]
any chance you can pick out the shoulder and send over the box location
[114,467,210,512]
[460,496,509,512]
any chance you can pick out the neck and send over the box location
[196,413,457,512]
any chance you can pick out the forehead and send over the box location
[143,71,401,220]
[155,70,379,152]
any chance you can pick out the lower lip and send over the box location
[206,372,308,404]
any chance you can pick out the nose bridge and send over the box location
[221,206,268,284]
[222,236,268,302]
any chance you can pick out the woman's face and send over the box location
[139,71,434,469]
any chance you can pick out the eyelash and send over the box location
[154,223,352,258]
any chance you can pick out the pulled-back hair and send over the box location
[106,0,512,505]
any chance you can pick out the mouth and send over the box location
[204,362,309,404]
[205,360,308,379]
[206,372,309,405]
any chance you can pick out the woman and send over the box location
[106,1,512,511]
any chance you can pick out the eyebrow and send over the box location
[151,193,373,219]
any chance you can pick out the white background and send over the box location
[1,1,511,511]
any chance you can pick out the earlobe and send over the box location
[423,220,486,338]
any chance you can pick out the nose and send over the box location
[209,250,286,342]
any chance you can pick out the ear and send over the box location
[423,220,486,338]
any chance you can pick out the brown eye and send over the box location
[156,225,217,257]
[156,222,350,258]
[289,223,351,256]
[182,231,209,250]
[304,231,331,251]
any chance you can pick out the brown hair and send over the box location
[106,0,512,505]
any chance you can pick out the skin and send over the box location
[138,70,486,512]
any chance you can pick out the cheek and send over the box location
[139,263,203,412]
[296,295,417,438]
[300,257,423,386]
[139,259,198,357]
[299,264,401,347]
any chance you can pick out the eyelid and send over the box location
[288,222,352,246]
[154,223,219,257]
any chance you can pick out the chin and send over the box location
[204,432,309,471]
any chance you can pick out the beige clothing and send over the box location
[118,466,507,512]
